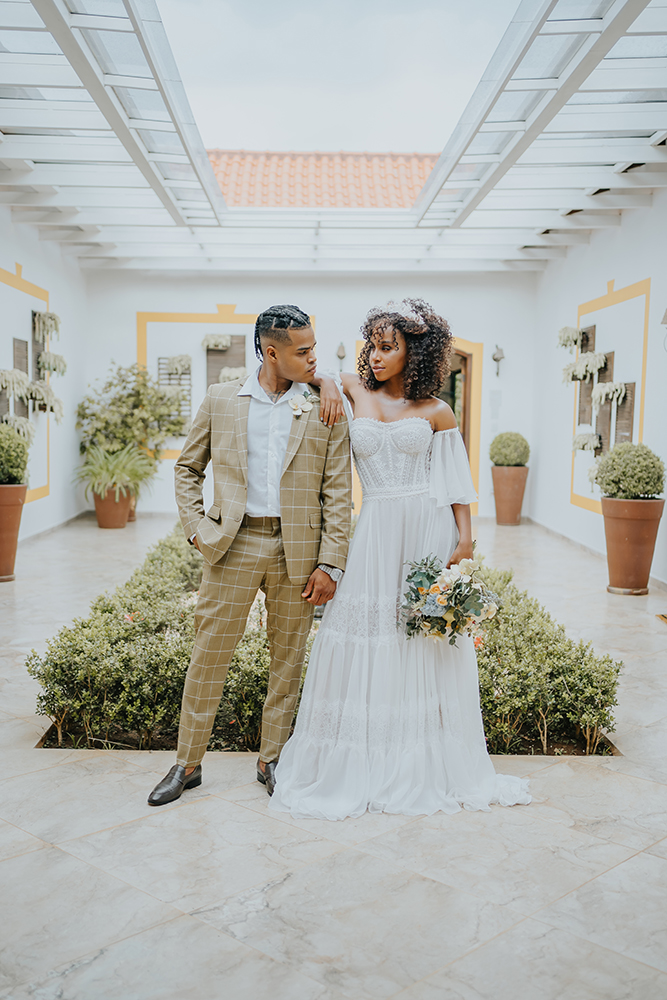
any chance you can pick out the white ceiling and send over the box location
[1,0,666,273]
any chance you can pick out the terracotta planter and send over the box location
[127,495,137,522]
[93,489,131,529]
[601,497,664,595]
[0,483,27,582]
[491,466,528,525]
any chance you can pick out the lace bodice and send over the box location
[350,417,477,505]
[351,417,433,501]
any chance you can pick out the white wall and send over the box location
[84,269,538,517]
[532,189,667,584]
[0,207,89,540]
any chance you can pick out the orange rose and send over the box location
[436,596,447,605]
[418,587,426,594]
[429,584,440,594]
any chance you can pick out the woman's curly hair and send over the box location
[357,299,453,400]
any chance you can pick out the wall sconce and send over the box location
[492,345,505,377]
[336,342,346,371]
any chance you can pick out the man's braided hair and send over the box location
[357,298,452,400]
[254,304,311,359]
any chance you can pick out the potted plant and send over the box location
[489,432,530,525]
[74,444,155,529]
[590,442,665,595]
[76,364,186,520]
[0,424,29,581]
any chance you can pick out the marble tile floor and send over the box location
[1,514,666,999]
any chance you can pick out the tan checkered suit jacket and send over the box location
[174,379,352,585]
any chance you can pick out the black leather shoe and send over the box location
[256,760,278,796]
[148,764,202,806]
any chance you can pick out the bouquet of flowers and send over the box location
[401,554,500,645]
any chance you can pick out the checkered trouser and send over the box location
[177,519,315,767]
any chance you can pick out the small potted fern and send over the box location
[489,432,530,525]
[74,444,155,529]
[590,443,665,594]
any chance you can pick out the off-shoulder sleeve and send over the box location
[429,429,477,507]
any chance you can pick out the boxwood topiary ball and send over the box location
[0,423,29,485]
[489,432,530,467]
[593,442,665,499]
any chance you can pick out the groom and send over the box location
[148,304,352,805]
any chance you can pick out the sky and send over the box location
[156,0,522,153]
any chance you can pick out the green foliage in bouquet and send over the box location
[591,442,664,500]
[489,432,530,467]
[0,423,29,485]
[76,364,186,472]
[475,564,621,755]
[402,555,500,645]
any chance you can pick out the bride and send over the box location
[269,299,531,820]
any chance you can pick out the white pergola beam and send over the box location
[12,206,175,226]
[416,0,654,226]
[481,191,652,210]
[29,0,189,225]
[494,168,667,189]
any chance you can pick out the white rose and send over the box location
[458,558,478,576]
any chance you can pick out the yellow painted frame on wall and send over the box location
[137,303,258,460]
[0,262,50,503]
[570,277,651,514]
[353,336,482,515]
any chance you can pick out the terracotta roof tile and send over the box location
[207,150,438,209]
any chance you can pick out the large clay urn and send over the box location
[601,497,664,595]
[0,483,27,581]
[93,489,132,529]
[491,466,528,525]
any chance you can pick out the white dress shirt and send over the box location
[238,367,311,517]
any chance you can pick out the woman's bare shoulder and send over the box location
[340,372,364,396]
[428,397,457,431]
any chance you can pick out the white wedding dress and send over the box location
[269,417,531,820]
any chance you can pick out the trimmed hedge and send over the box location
[476,564,621,754]
[27,529,621,755]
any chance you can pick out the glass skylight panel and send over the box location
[466,131,513,156]
[569,90,667,104]
[514,34,586,79]
[486,91,542,124]
[547,0,614,18]
[606,36,667,59]
[136,128,182,154]
[170,187,207,202]
[80,28,151,77]
[0,31,62,55]
[449,163,486,181]
[155,161,197,181]
[66,0,129,14]
[114,86,171,121]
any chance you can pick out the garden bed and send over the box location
[28,527,622,757]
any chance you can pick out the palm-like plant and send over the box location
[73,444,155,502]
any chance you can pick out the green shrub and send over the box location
[489,432,530,467]
[27,528,621,756]
[476,574,621,754]
[0,423,29,485]
[592,442,665,500]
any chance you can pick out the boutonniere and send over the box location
[289,390,314,418]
